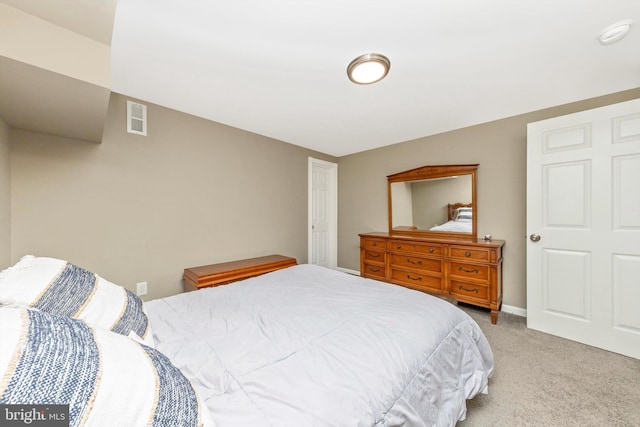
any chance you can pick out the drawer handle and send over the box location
[429,248,435,253]
[406,274,422,282]
[372,242,377,246]
[396,244,402,249]
[368,252,381,258]
[458,284,479,293]
[458,266,479,274]
[465,251,471,257]
[407,258,422,265]
[368,267,381,273]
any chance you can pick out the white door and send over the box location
[308,158,337,268]
[527,98,640,359]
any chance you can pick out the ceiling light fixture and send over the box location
[599,19,633,45]
[347,53,390,85]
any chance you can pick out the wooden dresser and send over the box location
[360,232,504,324]
[183,255,297,291]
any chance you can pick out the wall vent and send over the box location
[127,100,147,136]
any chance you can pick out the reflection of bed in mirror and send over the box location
[389,170,474,235]
[429,203,473,232]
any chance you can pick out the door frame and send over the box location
[308,157,338,268]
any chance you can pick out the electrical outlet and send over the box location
[136,281,148,296]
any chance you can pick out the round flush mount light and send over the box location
[599,19,633,45]
[347,53,390,84]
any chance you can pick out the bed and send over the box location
[429,203,473,233]
[0,256,493,427]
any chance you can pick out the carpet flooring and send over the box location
[457,305,640,427]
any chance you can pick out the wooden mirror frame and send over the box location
[387,164,478,239]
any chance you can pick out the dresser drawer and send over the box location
[359,232,504,324]
[362,238,386,251]
[363,249,385,263]
[390,253,442,273]
[388,240,442,256]
[390,268,443,292]
[449,261,489,281]
[449,245,491,262]
[450,279,490,303]
[362,263,385,280]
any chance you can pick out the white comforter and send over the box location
[429,220,473,233]
[146,264,493,427]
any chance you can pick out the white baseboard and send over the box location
[336,267,360,276]
[502,304,527,318]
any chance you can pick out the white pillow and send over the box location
[0,255,154,347]
[455,207,473,222]
[0,307,214,427]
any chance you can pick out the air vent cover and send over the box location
[127,100,147,136]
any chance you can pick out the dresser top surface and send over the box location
[359,231,505,248]
[184,255,297,278]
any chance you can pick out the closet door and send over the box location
[308,158,337,268]
[527,98,640,359]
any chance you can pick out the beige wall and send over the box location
[391,182,413,227]
[8,86,640,309]
[337,88,640,310]
[0,3,110,88]
[10,93,336,299]
[411,175,471,229]
[0,117,10,269]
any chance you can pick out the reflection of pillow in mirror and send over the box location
[456,207,473,222]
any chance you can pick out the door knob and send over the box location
[530,234,541,242]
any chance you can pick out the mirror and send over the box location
[388,164,478,238]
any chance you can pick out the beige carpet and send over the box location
[457,305,640,427]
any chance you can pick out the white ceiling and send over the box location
[3,0,640,156]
